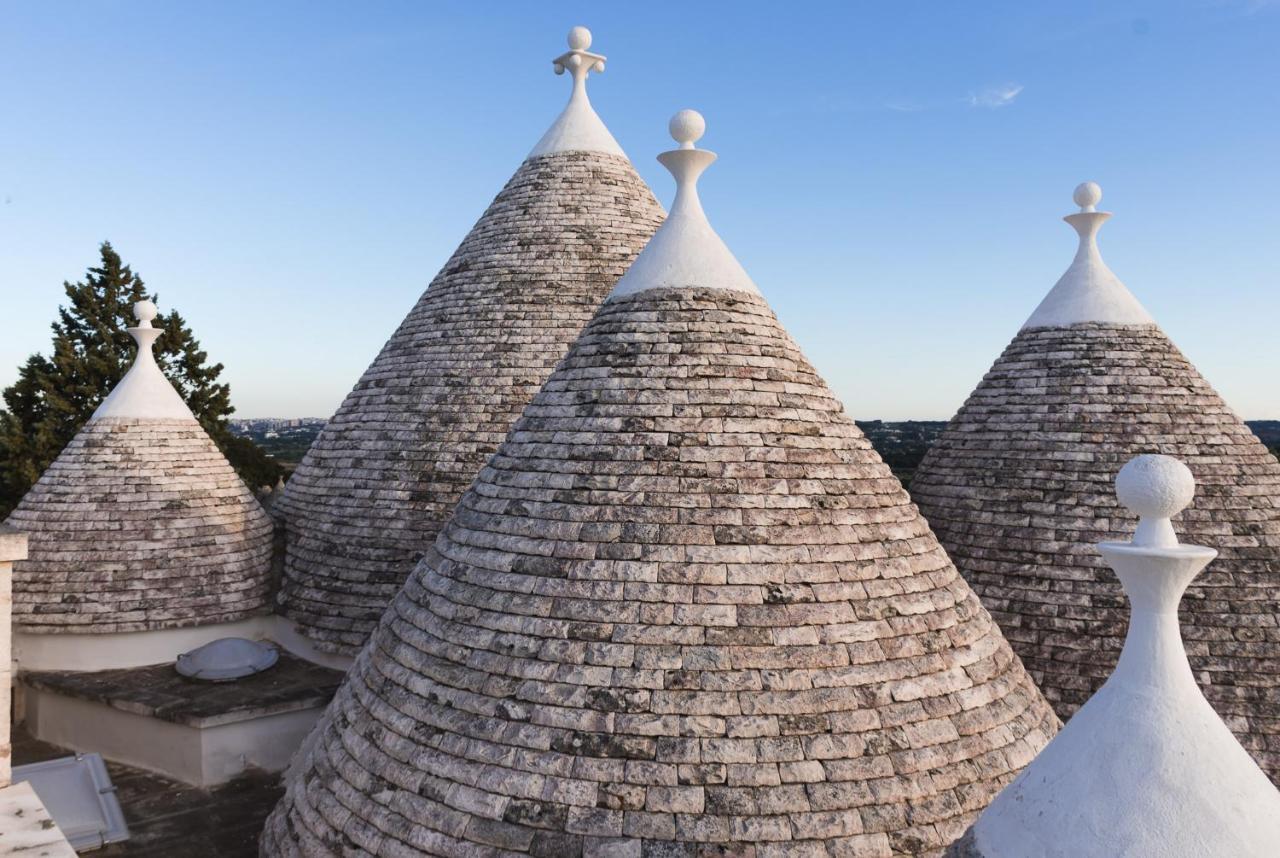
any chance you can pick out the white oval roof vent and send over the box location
[175,637,278,682]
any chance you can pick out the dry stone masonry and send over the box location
[5,302,274,633]
[261,112,1056,858]
[274,28,665,657]
[910,185,1280,781]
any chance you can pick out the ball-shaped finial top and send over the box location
[1115,454,1195,521]
[1073,181,1103,211]
[133,299,159,325]
[669,109,706,147]
[567,26,592,51]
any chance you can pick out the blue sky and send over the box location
[2,1,1277,419]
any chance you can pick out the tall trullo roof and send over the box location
[5,300,274,633]
[262,112,1056,858]
[950,455,1280,858]
[910,183,1280,781]
[273,27,666,657]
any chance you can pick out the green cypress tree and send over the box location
[0,242,283,515]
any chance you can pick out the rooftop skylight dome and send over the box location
[950,455,1280,857]
[272,26,665,661]
[5,300,274,651]
[910,184,1280,782]
[262,112,1057,858]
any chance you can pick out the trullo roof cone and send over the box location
[262,111,1057,858]
[5,299,274,632]
[950,454,1280,858]
[273,27,665,657]
[909,184,1280,781]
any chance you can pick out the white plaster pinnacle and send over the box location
[92,299,196,421]
[1115,454,1196,548]
[528,26,625,158]
[609,110,760,299]
[1021,182,1155,329]
[964,454,1280,858]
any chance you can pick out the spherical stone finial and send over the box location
[669,109,706,148]
[1073,181,1103,211]
[568,26,592,51]
[1116,454,1196,521]
[133,299,159,325]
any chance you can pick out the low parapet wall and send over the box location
[0,526,28,787]
[13,613,354,674]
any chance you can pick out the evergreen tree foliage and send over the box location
[0,242,283,515]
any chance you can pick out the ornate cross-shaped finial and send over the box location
[552,26,606,85]
[527,25,623,158]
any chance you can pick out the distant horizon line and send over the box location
[229,415,1280,423]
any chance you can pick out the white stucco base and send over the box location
[13,614,354,674]
[23,686,325,787]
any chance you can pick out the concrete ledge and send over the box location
[0,525,27,564]
[0,781,76,857]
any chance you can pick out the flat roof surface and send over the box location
[23,651,343,728]
[13,723,281,857]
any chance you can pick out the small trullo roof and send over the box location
[5,300,274,633]
[272,26,666,658]
[950,455,1280,858]
[910,184,1280,781]
[262,112,1056,858]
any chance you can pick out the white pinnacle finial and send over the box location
[1115,454,1196,548]
[968,447,1277,856]
[1021,181,1154,329]
[133,299,158,327]
[91,297,194,421]
[528,26,623,157]
[608,110,759,299]
[1073,181,1103,213]
[669,109,706,150]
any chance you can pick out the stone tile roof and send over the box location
[262,288,1057,858]
[23,652,343,729]
[273,150,664,657]
[910,322,1280,781]
[6,418,274,633]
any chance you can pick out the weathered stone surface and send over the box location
[5,418,274,632]
[261,289,1057,857]
[23,652,342,728]
[910,322,1280,781]
[274,150,664,657]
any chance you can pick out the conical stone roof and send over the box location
[273,27,665,657]
[910,183,1280,780]
[262,112,1056,858]
[5,300,274,633]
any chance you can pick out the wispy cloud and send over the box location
[967,83,1024,109]
[884,100,926,113]
[1214,0,1278,15]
